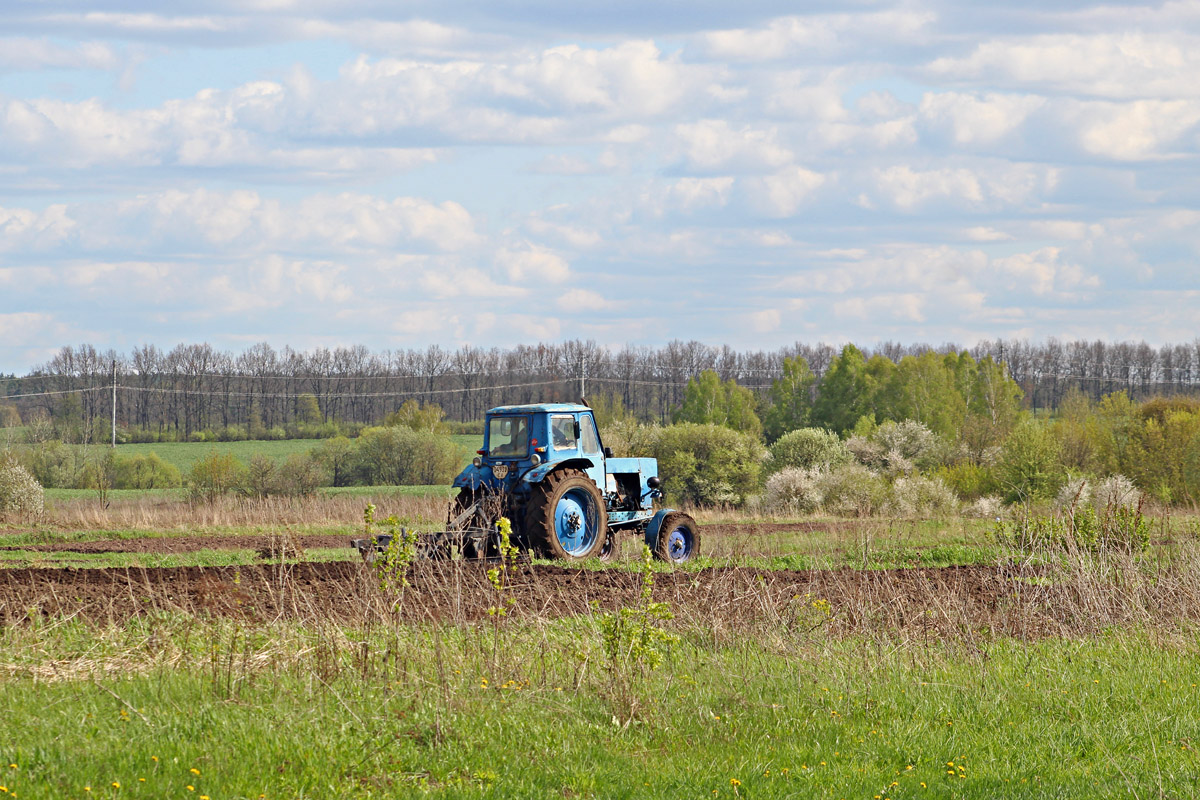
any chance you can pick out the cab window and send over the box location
[580,415,601,454]
[551,415,578,450]
[488,416,529,457]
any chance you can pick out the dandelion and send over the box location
[151,757,158,763]
[186,786,194,792]
[729,778,741,787]
[84,788,91,793]
[112,782,120,789]
[920,782,927,788]
[189,769,200,776]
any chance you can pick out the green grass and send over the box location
[0,618,1196,798]
[114,439,328,472]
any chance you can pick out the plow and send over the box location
[352,402,699,564]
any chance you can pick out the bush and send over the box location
[817,464,888,517]
[0,454,44,520]
[935,462,999,501]
[964,495,1004,519]
[764,467,823,514]
[1094,474,1140,511]
[271,452,327,497]
[998,504,1150,553]
[22,440,79,489]
[996,418,1065,502]
[112,452,182,489]
[767,428,851,474]
[1054,475,1092,511]
[354,426,461,486]
[650,423,765,507]
[600,419,660,459]
[884,475,959,518]
[187,452,246,503]
[848,420,944,472]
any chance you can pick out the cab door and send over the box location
[578,412,606,489]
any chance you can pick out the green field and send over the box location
[109,434,483,473]
[0,616,1196,798]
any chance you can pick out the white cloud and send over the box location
[697,11,935,61]
[991,247,1101,296]
[674,120,793,172]
[920,92,1046,145]
[0,38,120,71]
[926,33,1200,99]
[497,245,570,283]
[750,166,826,217]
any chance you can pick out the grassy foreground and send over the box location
[0,614,1197,799]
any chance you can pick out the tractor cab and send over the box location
[456,403,606,492]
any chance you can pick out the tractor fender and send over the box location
[644,508,677,552]
[522,457,596,485]
[452,464,494,491]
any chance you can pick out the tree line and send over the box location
[2,337,1198,440]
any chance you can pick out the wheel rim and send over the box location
[554,488,598,556]
[666,524,694,562]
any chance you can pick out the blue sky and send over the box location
[1,0,1198,372]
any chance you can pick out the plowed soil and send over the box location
[0,534,350,555]
[0,559,1092,638]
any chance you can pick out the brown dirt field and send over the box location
[0,534,352,555]
[0,559,1126,640]
[0,521,829,557]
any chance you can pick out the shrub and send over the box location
[650,423,765,507]
[817,464,888,517]
[1054,475,1092,511]
[0,454,44,520]
[964,495,1004,519]
[767,428,851,474]
[354,426,461,486]
[271,452,327,497]
[1094,474,1140,511]
[23,440,79,489]
[187,452,246,503]
[996,418,1065,502]
[242,454,278,499]
[112,452,182,489]
[998,504,1150,553]
[600,419,659,459]
[884,475,959,518]
[935,462,999,501]
[312,436,357,487]
[764,467,824,514]
[847,419,944,472]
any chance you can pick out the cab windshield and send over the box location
[487,416,529,458]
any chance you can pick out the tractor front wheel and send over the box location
[654,512,700,564]
[527,468,607,560]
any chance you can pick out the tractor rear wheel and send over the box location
[653,512,699,564]
[526,468,607,560]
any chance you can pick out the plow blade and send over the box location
[350,502,500,561]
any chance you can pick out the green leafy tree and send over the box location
[768,427,851,473]
[877,351,966,439]
[295,393,322,424]
[673,370,762,437]
[312,436,357,487]
[187,452,246,503]
[384,399,450,434]
[762,356,815,442]
[354,426,461,485]
[810,345,892,435]
[650,423,765,506]
[996,418,1064,503]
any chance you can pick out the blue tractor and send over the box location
[353,403,699,564]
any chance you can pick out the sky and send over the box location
[1,0,1198,373]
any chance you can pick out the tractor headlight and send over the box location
[530,453,541,467]
[472,456,482,468]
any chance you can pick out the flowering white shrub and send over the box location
[818,464,888,517]
[884,475,959,518]
[1094,474,1140,511]
[0,455,44,520]
[1054,476,1092,510]
[764,467,824,514]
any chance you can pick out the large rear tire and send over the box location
[527,468,607,560]
[653,512,699,564]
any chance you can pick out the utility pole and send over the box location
[579,355,587,401]
[111,359,117,449]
